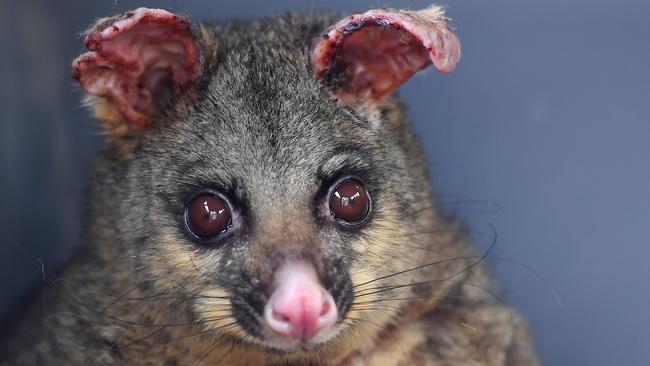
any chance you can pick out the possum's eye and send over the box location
[328,179,371,224]
[184,192,232,240]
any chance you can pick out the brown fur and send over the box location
[2,7,539,366]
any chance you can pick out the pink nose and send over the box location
[264,261,338,340]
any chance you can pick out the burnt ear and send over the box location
[72,8,201,133]
[312,6,461,105]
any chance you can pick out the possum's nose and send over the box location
[263,261,338,340]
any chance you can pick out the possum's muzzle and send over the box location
[263,261,338,342]
[230,256,350,352]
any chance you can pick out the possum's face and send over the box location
[74,7,459,355]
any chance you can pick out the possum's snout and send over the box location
[263,261,338,341]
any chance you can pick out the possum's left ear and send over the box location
[72,8,201,132]
[312,6,461,105]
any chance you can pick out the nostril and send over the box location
[320,300,330,316]
[317,291,338,329]
[272,309,290,323]
[264,302,294,337]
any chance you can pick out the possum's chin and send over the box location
[255,322,347,353]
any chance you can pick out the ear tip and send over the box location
[71,52,95,81]
[431,28,462,73]
[83,8,191,51]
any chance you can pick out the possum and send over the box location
[2,6,539,365]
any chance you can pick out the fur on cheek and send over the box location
[344,199,418,337]
[153,228,240,331]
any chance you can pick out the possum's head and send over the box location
[73,6,460,357]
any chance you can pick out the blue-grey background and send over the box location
[1,0,648,364]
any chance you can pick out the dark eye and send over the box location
[329,179,371,224]
[185,192,232,239]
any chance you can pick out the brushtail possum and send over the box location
[3,6,539,365]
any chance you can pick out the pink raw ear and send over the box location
[312,6,461,104]
[72,8,200,127]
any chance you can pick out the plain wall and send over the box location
[1,0,649,364]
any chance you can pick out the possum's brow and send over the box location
[168,157,236,192]
[317,147,374,181]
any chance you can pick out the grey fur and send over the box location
[2,10,539,366]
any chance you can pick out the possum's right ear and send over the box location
[72,8,203,138]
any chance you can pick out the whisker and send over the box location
[346,316,406,358]
[196,326,241,365]
[354,227,497,293]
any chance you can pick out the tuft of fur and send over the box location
[2,9,539,366]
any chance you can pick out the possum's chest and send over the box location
[117,303,532,366]
[333,305,535,366]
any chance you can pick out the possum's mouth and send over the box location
[227,260,353,352]
[256,321,347,353]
